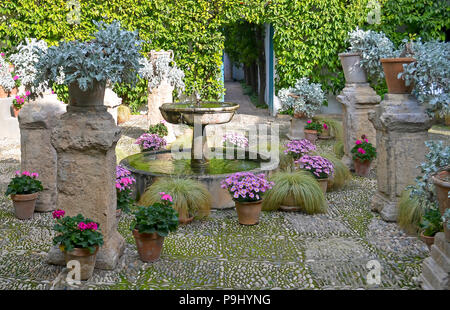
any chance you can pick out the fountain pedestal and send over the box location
[368,94,432,222]
[47,105,124,269]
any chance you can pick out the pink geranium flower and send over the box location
[355,140,362,145]
[52,209,65,219]
[307,120,312,124]
[357,148,366,154]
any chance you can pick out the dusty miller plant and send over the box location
[408,140,450,208]
[278,77,325,117]
[0,56,15,91]
[35,20,143,92]
[346,28,397,82]
[139,54,185,96]
[398,40,450,117]
[9,38,48,95]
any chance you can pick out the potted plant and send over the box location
[52,210,104,280]
[5,170,43,220]
[34,21,143,106]
[148,120,169,138]
[11,92,30,117]
[134,133,167,152]
[116,165,136,219]
[350,135,376,177]
[419,207,443,249]
[432,166,449,217]
[221,172,274,225]
[222,132,249,150]
[139,178,211,224]
[131,193,179,262]
[398,40,449,122]
[314,151,352,191]
[297,155,334,194]
[0,54,18,98]
[10,38,48,97]
[262,171,327,213]
[341,28,395,85]
[283,139,316,170]
[304,119,323,144]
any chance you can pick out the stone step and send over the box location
[421,256,450,290]
[431,243,450,273]
[434,232,450,257]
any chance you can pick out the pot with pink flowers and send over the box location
[221,172,274,225]
[135,133,167,155]
[5,170,43,219]
[52,211,104,280]
[115,165,136,219]
[297,155,334,194]
[350,135,377,177]
[11,91,30,118]
[284,139,316,170]
[304,120,322,144]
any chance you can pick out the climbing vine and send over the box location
[0,0,446,108]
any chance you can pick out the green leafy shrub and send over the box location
[148,122,169,138]
[420,207,443,237]
[5,170,43,196]
[52,211,104,254]
[262,171,327,214]
[139,178,211,220]
[131,197,179,236]
[304,119,323,133]
[113,77,148,113]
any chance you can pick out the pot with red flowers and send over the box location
[115,165,136,219]
[297,155,334,194]
[52,211,104,280]
[131,193,179,262]
[284,139,316,170]
[304,120,322,144]
[351,135,377,177]
[5,170,43,220]
[221,172,274,225]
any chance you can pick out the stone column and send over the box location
[337,83,380,168]
[286,117,304,140]
[368,94,432,222]
[421,232,449,289]
[18,95,66,212]
[48,105,124,270]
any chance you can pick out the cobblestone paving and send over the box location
[0,135,428,290]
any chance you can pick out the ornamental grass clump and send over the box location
[297,155,334,180]
[220,172,274,202]
[135,133,167,151]
[139,178,211,221]
[116,165,136,214]
[398,188,424,234]
[52,211,104,254]
[262,171,327,214]
[284,139,316,161]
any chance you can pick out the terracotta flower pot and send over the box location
[12,105,20,118]
[116,209,122,220]
[304,129,318,144]
[380,58,415,94]
[64,246,99,281]
[0,86,18,98]
[132,229,164,262]
[294,112,306,119]
[420,232,435,250]
[279,196,302,212]
[235,199,263,225]
[339,52,367,84]
[353,158,372,177]
[431,169,449,216]
[317,178,328,194]
[10,192,39,220]
[68,80,106,107]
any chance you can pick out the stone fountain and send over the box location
[121,100,278,209]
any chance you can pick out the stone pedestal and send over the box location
[368,94,432,222]
[286,117,305,140]
[421,232,450,290]
[18,95,66,212]
[48,106,124,270]
[337,83,380,169]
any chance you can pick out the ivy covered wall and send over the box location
[0,0,447,108]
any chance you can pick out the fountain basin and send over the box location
[120,148,278,209]
[159,102,239,126]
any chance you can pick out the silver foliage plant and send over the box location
[35,20,143,92]
[0,56,15,91]
[346,27,397,82]
[399,40,450,117]
[278,77,325,117]
[139,55,185,96]
[10,38,48,94]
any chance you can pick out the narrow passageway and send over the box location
[224,81,269,117]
